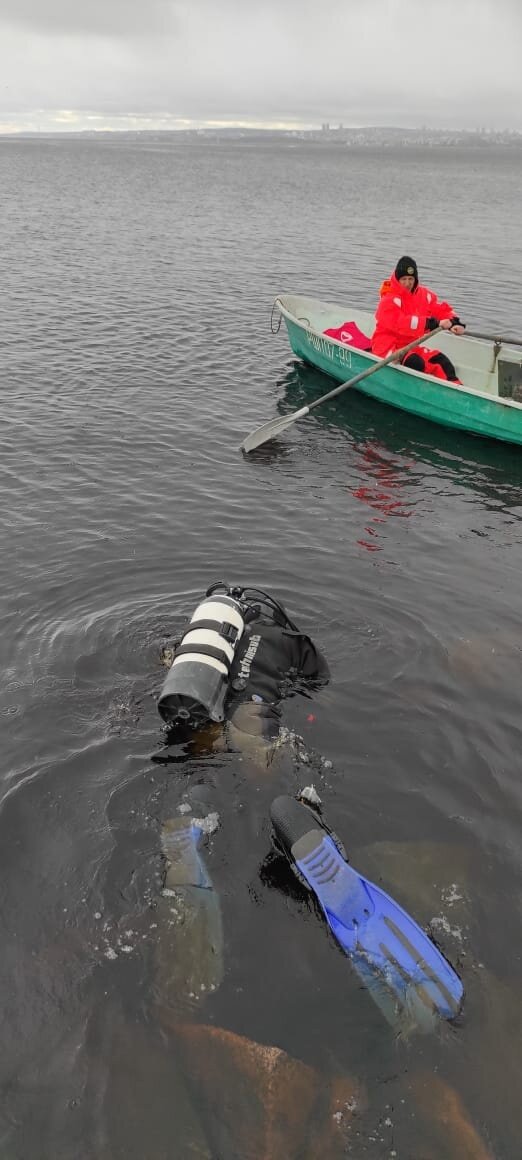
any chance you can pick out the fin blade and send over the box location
[357,881,464,1019]
[270,796,463,1031]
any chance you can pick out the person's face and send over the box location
[399,275,415,291]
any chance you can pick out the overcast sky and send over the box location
[1,0,521,133]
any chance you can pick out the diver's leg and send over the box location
[153,813,223,1023]
[225,700,283,770]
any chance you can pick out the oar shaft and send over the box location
[240,326,444,453]
[307,328,442,413]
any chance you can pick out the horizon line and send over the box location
[1,110,522,136]
[2,122,522,138]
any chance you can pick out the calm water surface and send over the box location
[1,138,522,1158]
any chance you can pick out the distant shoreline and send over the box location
[1,126,522,149]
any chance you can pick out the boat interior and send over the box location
[277,294,522,402]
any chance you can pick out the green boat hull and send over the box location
[284,315,522,447]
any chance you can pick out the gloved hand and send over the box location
[425,316,440,331]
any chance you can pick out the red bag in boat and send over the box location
[324,321,371,351]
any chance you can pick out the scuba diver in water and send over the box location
[155,582,463,1034]
[95,582,492,1159]
[157,580,329,762]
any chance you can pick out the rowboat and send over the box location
[275,293,522,446]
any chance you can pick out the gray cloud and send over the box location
[1,0,521,131]
[1,0,176,37]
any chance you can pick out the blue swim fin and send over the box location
[158,817,224,1008]
[161,817,212,889]
[270,796,463,1033]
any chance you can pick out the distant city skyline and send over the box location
[3,121,522,141]
[1,0,521,135]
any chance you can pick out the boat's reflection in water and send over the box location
[259,357,522,560]
[274,358,522,512]
[273,356,522,684]
[350,440,414,553]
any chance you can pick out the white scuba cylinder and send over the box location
[157,594,246,726]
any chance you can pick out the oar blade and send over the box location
[240,406,310,454]
[241,327,442,455]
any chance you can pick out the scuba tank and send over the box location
[158,586,246,727]
[157,583,301,729]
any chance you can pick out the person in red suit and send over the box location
[371,255,466,382]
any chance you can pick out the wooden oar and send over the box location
[466,329,522,346]
[241,327,441,453]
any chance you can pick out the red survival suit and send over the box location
[371,273,461,382]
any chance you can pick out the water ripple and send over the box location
[1,137,522,1158]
